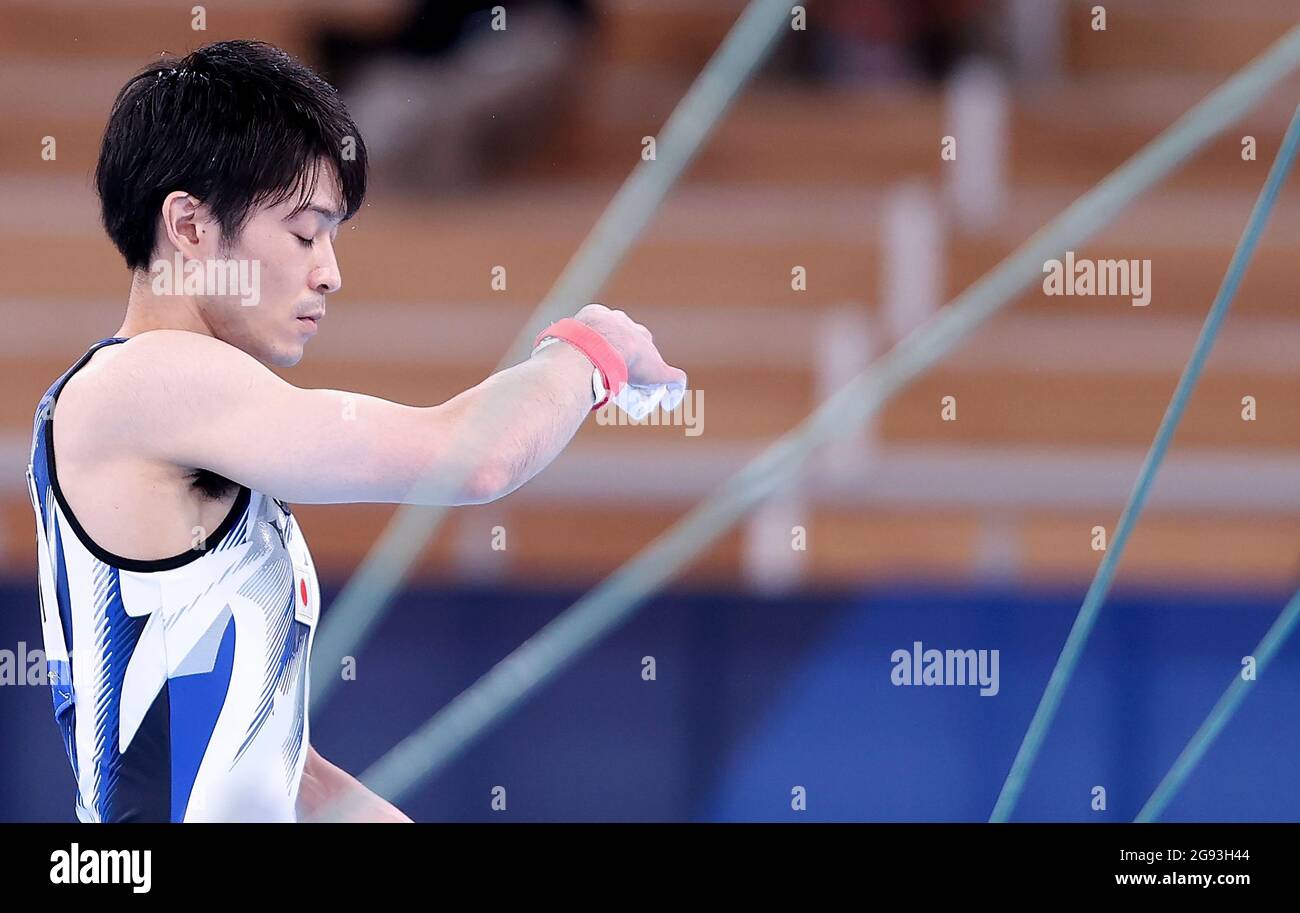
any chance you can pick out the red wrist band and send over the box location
[533,318,628,409]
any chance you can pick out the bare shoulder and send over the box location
[106,329,260,378]
[94,330,264,400]
[58,331,262,451]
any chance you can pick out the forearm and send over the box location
[444,339,596,502]
[297,745,411,823]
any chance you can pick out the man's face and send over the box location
[194,167,346,368]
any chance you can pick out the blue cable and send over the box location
[991,103,1300,823]
[1137,584,1300,822]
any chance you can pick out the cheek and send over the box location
[244,252,299,311]
[232,225,314,309]
[261,271,302,316]
[236,227,300,276]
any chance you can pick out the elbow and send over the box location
[461,461,511,505]
[394,458,509,506]
[415,401,517,505]
[393,429,509,506]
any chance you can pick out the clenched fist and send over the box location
[572,303,687,390]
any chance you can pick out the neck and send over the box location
[115,269,215,339]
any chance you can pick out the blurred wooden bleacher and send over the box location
[1,0,1298,589]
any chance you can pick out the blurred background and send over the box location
[1,0,1299,821]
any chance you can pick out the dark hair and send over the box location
[96,40,367,271]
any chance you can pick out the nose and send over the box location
[310,235,342,295]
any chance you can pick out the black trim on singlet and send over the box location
[44,337,252,573]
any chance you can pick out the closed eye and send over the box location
[293,234,313,248]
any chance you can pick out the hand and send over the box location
[297,745,414,823]
[572,303,687,390]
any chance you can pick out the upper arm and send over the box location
[103,330,495,505]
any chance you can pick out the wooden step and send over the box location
[1064,0,1299,77]
[0,0,402,59]
[884,370,1300,449]
[4,496,1299,587]
[595,0,748,73]
[3,338,1298,451]
[9,61,1296,197]
[1,189,1293,320]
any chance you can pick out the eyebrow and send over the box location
[288,204,345,223]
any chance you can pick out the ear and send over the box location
[158,191,219,260]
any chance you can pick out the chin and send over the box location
[266,341,306,368]
[275,349,306,368]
